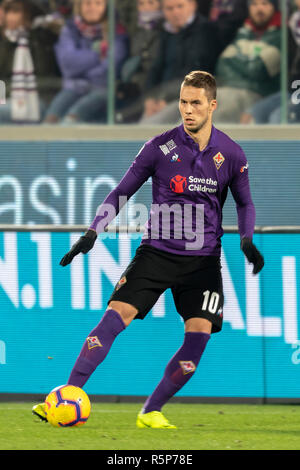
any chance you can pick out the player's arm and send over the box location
[229,152,264,275]
[60,142,156,266]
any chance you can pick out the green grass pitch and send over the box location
[1,402,300,450]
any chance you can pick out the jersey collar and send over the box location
[178,124,218,151]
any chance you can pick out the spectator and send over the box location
[287,2,300,122]
[43,0,128,124]
[289,0,300,46]
[136,0,249,124]
[196,0,211,16]
[196,0,248,35]
[239,88,300,124]
[0,1,4,27]
[240,0,300,124]
[31,0,73,36]
[116,0,163,107]
[116,0,138,39]
[0,0,60,123]
[209,0,248,53]
[212,0,281,123]
[117,0,220,124]
[36,0,73,19]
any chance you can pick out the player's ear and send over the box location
[210,99,217,113]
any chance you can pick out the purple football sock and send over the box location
[67,309,126,388]
[142,332,210,414]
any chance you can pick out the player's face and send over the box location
[80,0,106,24]
[162,0,196,30]
[179,86,217,133]
[249,0,275,27]
[137,0,161,12]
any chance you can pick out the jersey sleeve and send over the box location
[89,141,156,234]
[229,145,256,240]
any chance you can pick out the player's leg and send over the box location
[137,257,223,429]
[58,246,167,391]
[136,319,212,429]
[66,246,169,390]
[67,301,138,388]
[32,246,178,422]
[184,317,212,333]
[32,300,137,421]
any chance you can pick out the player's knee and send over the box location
[184,317,212,334]
[108,300,138,327]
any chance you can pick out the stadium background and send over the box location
[0,0,300,404]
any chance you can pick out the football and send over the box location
[44,385,91,427]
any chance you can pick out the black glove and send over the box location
[241,238,264,275]
[60,229,97,266]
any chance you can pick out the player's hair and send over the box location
[181,71,217,101]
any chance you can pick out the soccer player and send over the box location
[33,71,264,429]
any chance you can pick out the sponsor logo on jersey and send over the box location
[170,153,181,162]
[159,140,177,155]
[213,152,225,170]
[167,139,177,151]
[240,162,249,173]
[170,175,187,193]
[179,360,196,375]
[159,144,169,155]
[87,336,102,349]
[115,275,127,291]
[170,175,218,194]
[188,176,218,193]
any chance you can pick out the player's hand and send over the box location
[241,237,264,275]
[60,229,97,266]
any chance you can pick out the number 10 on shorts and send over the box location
[202,290,220,314]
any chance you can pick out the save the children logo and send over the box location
[170,175,218,194]
[170,175,187,193]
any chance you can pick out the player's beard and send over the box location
[185,114,209,134]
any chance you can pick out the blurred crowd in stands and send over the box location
[0,0,299,125]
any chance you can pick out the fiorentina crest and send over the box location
[116,276,127,291]
[213,152,225,170]
[87,336,102,350]
[179,360,196,375]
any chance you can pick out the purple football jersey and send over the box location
[89,124,255,256]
